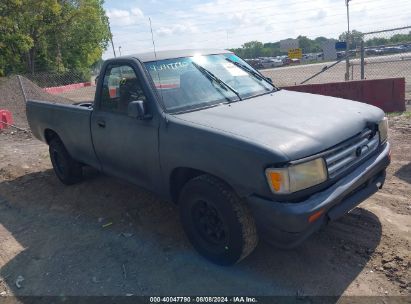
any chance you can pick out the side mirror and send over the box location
[128,100,149,120]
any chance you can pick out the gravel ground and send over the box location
[0,110,410,298]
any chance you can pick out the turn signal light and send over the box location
[267,171,283,192]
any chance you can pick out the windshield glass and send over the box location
[144,53,275,112]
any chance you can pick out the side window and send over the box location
[100,64,147,114]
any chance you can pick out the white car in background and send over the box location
[259,58,283,68]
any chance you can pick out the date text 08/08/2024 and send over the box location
[150,297,258,303]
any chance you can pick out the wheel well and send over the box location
[169,168,237,204]
[169,168,206,204]
[44,129,59,145]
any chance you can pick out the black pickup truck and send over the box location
[27,49,390,265]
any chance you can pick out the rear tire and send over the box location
[49,138,83,185]
[179,175,258,265]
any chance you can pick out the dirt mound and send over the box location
[0,76,73,129]
[0,76,27,128]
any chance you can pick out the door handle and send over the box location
[97,120,106,128]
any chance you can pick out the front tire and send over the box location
[49,138,83,185]
[179,175,258,265]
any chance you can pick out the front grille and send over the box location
[324,129,379,178]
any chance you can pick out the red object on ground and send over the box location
[282,78,406,113]
[0,110,14,130]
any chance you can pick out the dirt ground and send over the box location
[0,104,410,298]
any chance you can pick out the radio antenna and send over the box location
[149,17,158,61]
[148,17,164,106]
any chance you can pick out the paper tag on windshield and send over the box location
[223,63,247,76]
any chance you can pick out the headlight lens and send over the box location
[265,158,327,194]
[378,117,388,143]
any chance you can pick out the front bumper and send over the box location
[247,143,390,248]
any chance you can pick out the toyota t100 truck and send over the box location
[26,49,390,265]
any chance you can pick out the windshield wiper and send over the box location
[225,58,278,91]
[191,61,242,101]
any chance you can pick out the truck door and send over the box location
[91,61,160,191]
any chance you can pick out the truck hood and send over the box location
[175,90,384,160]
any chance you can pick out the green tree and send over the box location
[241,41,264,58]
[365,31,411,47]
[263,42,283,56]
[389,32,411,44]
[0,0,34,75]
[0,0,110,77]
[365,37,389,47]
[314,36,328,45]
[297,35,321,53]
[339,29,364,49]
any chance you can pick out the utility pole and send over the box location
[108,21,117,58]
[345,0,351,81]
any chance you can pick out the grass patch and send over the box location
[387,111,411,118]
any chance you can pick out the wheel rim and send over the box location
[192,200,227,245]
[52,149,65,176]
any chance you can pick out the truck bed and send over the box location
[26,100,100,169]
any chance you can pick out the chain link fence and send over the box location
[260,26,411,102]
[21,70,97,103]
[361,26,411,101]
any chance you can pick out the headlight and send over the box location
[378,117,388,144]
[265,158,327,194]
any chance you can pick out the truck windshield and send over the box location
[144,53,275,113]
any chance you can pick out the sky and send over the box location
[103,0,411,58]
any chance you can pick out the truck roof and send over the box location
[114,49,232,63]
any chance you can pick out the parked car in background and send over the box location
[302,53,324,62]
[400,44,411,52]
[289,58,301,64]
[277,55,290,65]
[259,58,283,68]
[365,48,384,56]
[302,53,313,61]
[382,46,403,54]
[245,58,263,69]
[336,50,356,59]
